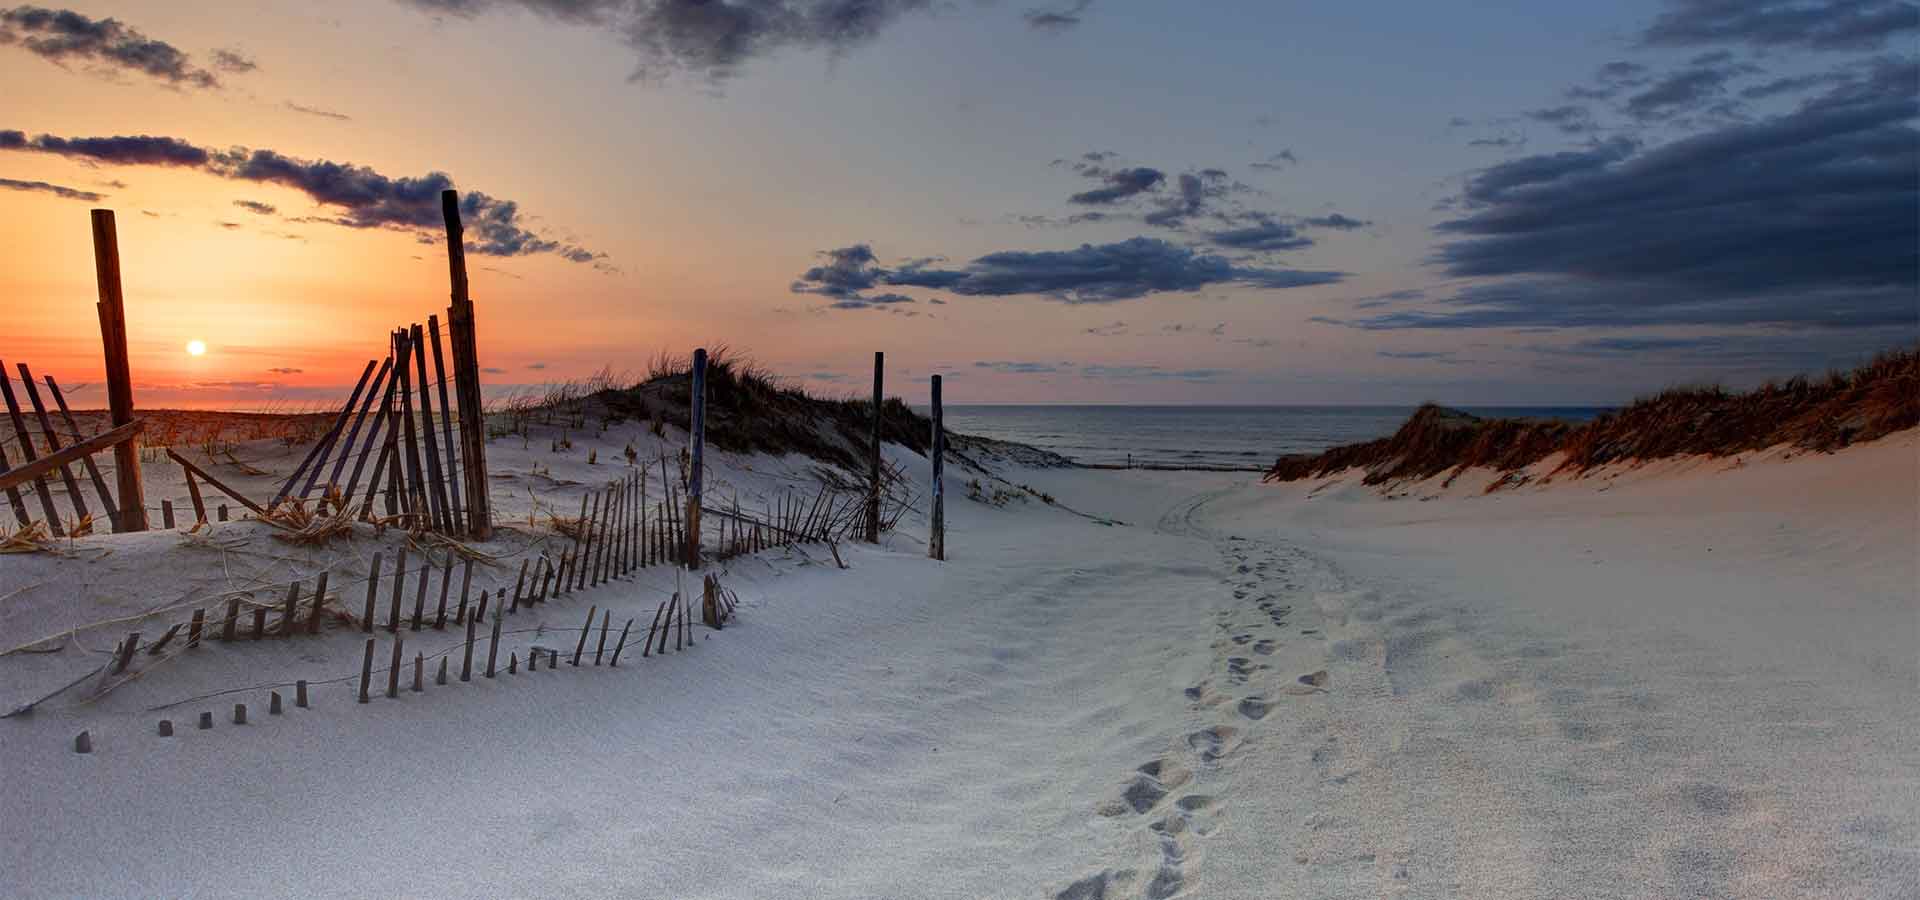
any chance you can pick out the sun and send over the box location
[185,339,207,357]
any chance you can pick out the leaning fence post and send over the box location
[440,189,493,540]
[686,348,707,569]
[90,209,147,532]
[930,374,945,561]
[358,638,375,703]
[866,351,885,542]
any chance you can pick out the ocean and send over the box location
[941,405,1610,470]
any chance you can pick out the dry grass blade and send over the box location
[1,521,56,554]
[261,497,356,546]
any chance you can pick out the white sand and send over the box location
[1,423,1914,898]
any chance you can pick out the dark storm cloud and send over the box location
[399,0,936,84]
[1024,0,1091,32]
[1,129,606,263]
[0,6,227,88]
[794,237,1343,306]
[1338,60,1918,332]
[233,199,276,215]
[0,176,102,201]
[1069,166,1165,205]
[1641,0,1918,51]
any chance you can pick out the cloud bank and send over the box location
[0,7,233,88]
[1,128,606,263]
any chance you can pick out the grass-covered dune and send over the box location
[1266,346,1919,488]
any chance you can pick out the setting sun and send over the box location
[185,339,206,357]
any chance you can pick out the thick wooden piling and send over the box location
[89,209,147,532]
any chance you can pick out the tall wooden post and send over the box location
[930,374,945,561]
[686,348,706,569]
[866,351,883,543]
[440,190,492,539]
[90,209,146,532]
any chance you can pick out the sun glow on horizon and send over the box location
[186,339,207,357]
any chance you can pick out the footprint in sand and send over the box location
[1238,697,1272,720]
[1252,639,1277,655]
[1187,725,1241,762]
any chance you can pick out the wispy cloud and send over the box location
[284,100,351,121]
[0,175,102,201]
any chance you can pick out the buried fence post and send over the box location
[363,552,382,633]
[90,209,147,533]
[930,374,945,562]
[485,596,503,678]
[686,348,707,569]
[308,571,330,635]
[867,351,883,543]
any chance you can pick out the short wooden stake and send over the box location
[74,731,91,753]
[111,632,139,674]
[363,552,383,633]
[221,597,240,642]
[508,652,518,675]
[161,499,174,528]
[485,601,502,678]
[455,558,473,624]
[232,703,247,725]
[610,618,635,667]
[387,637,404,698]
[308,571,330,635]
[269,691,283,715]
[643,601,664,658]
[218,503,229,522]
[158,720,173,737]
[296,680,309,708]
[188,609,204,647]
[434,557,452,628]
[436,656,448,686]
[411,558,429,630]
[198,711,213,730]
[510,558,527,609]
[388,546,408,633]
[572,605,596,666]
[251,607,267,640]
[593,609,611,665]
[412,653,423,692]
[282,582,302,636]
[358,638,375,702]
[461,612,476,682]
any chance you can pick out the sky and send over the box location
[1,0,1915,408]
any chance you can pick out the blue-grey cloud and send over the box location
[1249,149,1298,171]
[1377,350,1454,360]
[1623,53,1754,121]
[399,0,937,84]
[1069,166,1164,205]
[1024,0,1091,32]
[1206,218,1312,251]
[0,175,102,201]
[233,199,276,215]
[1079,365,1230,381]
[794,237,1343,306]
[1303,213,1370,230]
[973,360,1068,373]
[0,6,228,88]
[1642,0,1919,51]
[2,129,606,263]
[1524,104,1599,135]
